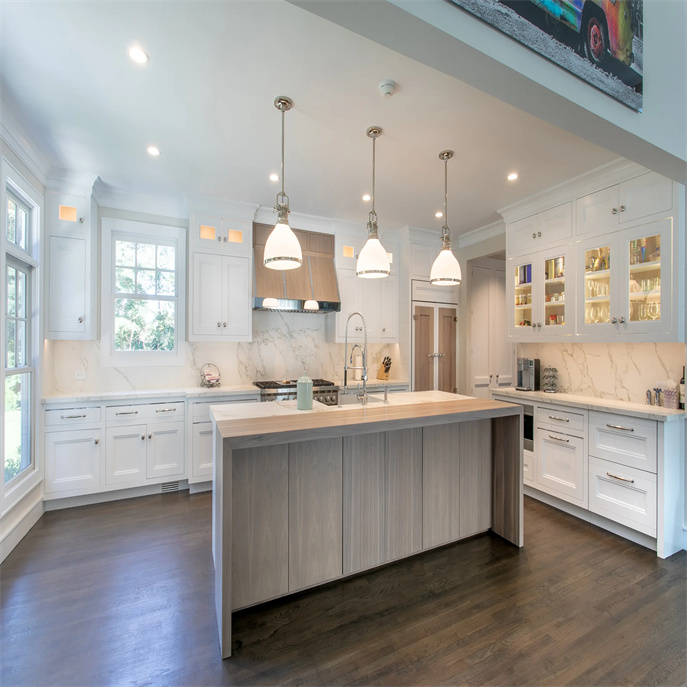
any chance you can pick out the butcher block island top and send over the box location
[210,391,523,659]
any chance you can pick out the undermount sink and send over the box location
[337,393,384,407]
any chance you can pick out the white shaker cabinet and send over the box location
[45,428,102,494]
[105,424,148,485]
[189,252,251,341]
[507,202,572,257]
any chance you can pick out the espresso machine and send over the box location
[516,358,540,391]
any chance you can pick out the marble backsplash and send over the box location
[43,311,404,396]
[517,342,686,404]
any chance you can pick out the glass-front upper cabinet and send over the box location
[577,218,673,339]
[508,256,536,340]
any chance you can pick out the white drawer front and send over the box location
[536,429,586,506]
[589,457,657,536]
[45,407,101,427]
[537,404,585,433]
[588,411,657,473]
[106,401,184,424]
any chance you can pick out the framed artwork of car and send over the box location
[447,0,643,111]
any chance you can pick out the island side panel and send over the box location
[289,438,343,592]
[232,445,289,609]
[459,419,492,539]
[213,431,232,659]
[491,414,524,547]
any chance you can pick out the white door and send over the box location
[146,421,185,479]
[192,252,223,337]
[47,235,86,335]
[192,422,214,479]
[470,267,492,398]
[45,429,101,493]
[105,424,147,485]
[221,255,250,338]
[536,428,586,506]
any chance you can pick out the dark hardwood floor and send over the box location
[1,492,685,686]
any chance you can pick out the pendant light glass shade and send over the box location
[357,126,390,279]
[264,96,303,271]
[430,150,461,286]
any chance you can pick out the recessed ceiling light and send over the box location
[129,46,149,64]
[362,194,371,202]
[435,211,443,218]
[147,145,160,157]
[507,172,519,181]
[269,173,279,182]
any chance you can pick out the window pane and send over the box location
[4,373,32,484]
[6,198,16,243]
[114,299,175,352]
[115,267,136,293]
[6,318,16,368]
[156,271,175,296]
[16,321,26,368]
[6,266,16,317]
[115,240,136,267]
[136,269,156,295]
[16,207,27,249]
[136,242,156,268]
[16,268,26,318]
[157,245,175,270]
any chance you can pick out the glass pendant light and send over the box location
[264,96,303,270]
[430,150,462,286]
[356,126,390,279]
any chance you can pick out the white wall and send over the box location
[291,0,687,183]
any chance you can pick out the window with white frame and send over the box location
[101,218,186,366]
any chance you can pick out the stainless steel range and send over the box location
[254,379,339,406]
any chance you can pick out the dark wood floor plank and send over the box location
[1,493,685,687]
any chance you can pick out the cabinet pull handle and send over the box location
[116,410,139,415]
[156,408,177,413]
[619,205,625,213]
[94,439,99,445]
[548,415,569,422]
[548,434,569,443]
[612,207,618,215]
[62,414,86,419]
[606,471,634,484]
[78,316,84,324]
[606,423,634,432]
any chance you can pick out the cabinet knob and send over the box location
[78,316,84,323]
[223,236,227,242]
[217,322,221,328]
[382,327,386,332]
[619,316,626,324]
[217,237,221,242]
[489,374,493,380]
[148,433,152,439]
[223,322,227,327]
[619,205,625,213]
[537,231,541,237]
[612,207,618,215]
[611,316,618,324]
[141,435,145,440]
[532,233,536,239]
[94,439,99,445]
[79,217,84,224]
[537,322,542,328]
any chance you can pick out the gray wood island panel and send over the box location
[211,392,523,658]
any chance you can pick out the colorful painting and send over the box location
[447,0,643,111]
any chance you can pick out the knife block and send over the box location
[376,364,389,380]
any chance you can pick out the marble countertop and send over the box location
[492,388,686,422]
[210,391,519,442]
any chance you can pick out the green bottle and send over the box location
[297,371,313,410]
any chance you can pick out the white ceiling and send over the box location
[0,0,617,235]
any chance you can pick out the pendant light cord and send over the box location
[280,105,286,201]
[439,150,454,249]
[368,130,379,235]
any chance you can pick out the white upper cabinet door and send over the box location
[49,191,89,236]
[47,235,87,335]
[576,185,619,237]
[221,255,251,339]
[335,267,365,342]
[410,243,437,280]
[538,203,572,245]
[537,244,576,338]
[617,172,672,225]
[192,252,223,337]
[190,213,224,251]
[507,214,539,255]
[378,272,398,341]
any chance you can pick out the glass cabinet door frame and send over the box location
[507,255,539,340]
[536,244,576,338]
[617,218,673,337]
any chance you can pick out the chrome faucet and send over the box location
[343,311,368,404]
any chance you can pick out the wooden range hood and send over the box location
[253,223,341,313]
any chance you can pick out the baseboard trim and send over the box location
[44,481,190,511]
[189,481,212,494]
[524,486,657,552]
[0,491,44,564]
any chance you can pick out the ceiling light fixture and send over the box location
[508,172,519,181]
[263,96,302,271]
[128,46,149,64]
[362,194,371,202]
[356,126,390,279]
[430,150,462,286]
[146,145,160,156]
[435,211,443,218]
[269,173,279,182]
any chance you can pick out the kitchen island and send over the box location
[210,391,522,658]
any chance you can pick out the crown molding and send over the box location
[254,205,337,234]
[92,177,187,219]
[498,158,649,223]
[400,225,440,246]
[47,168,99,194]
[457,219,505,249]
[186,193,259,222]
[0,100,50,186]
